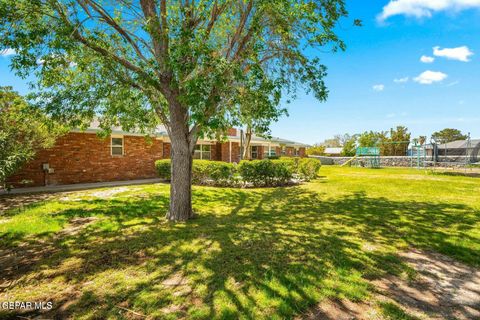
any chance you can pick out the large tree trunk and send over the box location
[166,131,194,221]
[164,98,196,222]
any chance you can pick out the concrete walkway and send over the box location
[0,178,163,196]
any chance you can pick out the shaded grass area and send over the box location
[0,166,479,319]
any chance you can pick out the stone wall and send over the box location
[310,155,472,168]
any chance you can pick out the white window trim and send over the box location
[263,146,276,157]
[111,135,124,156]
[194,144,212,160]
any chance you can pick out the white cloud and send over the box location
[420,55,435,63]
[433,46,473,62]
[394,77,409,83]
[386,113,397,118]
[372,84,385,91]
[378,0,480,21]
[0,48,16,56]
[413,70,448,84]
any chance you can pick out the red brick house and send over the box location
[7,122,308,188]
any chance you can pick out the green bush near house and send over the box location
[238,159,293,187]
[156,158,316,187]
[276,157,300,173]
[298,158,322,181]
[155,159,171,180]
[275,157,321,181]
[192,160,236,186]
[156,159,236,186]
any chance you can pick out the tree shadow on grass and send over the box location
[0,186,479,319]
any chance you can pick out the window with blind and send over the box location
[111,137,124,156]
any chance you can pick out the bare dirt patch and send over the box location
[63,186,133,200]
[0,193,57,212]
[301,248,480,320]
[374,249,480,320]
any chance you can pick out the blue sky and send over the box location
[1,0,480,144]
[269,0,480,144]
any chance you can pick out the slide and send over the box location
[341,155,358,167]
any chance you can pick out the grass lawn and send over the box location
[1,166,479,319]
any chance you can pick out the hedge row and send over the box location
[155,158,321,187]
[155,159,235,186]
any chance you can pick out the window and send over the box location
[294,148,299,156]
[111,137,124,156]
[194,144,211,160]
[251,146,259,159]
[264,147,276,158]
[281,146,286,155]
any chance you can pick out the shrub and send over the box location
[298,158,321,181]
[156,159,236,186]
[155,159,171,180]
[192,160,236,186]
[156,158,307,187]
[238,159,293,187]
[277,157,299,173]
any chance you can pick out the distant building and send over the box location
[425,139,480,162]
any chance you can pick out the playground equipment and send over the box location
[340,155,357,167]
[338,137,479,170]
[409,142,426,169]
[355,147,381,168]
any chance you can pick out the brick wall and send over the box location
[219,141,240,162]
[163,143,171,159]
[257,146,264,159]
[209,143,219,161]
[7,130,305,188]
[7,132,163,187]
[298,147,306,157]
[275,147,281,156]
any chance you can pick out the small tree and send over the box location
[383,126,410,156]
[358,131,386,148]
[341,135,357,156]
[0,87,64,189]
[236,84,286,160]
[432,128,467,144]
[306,144,326,156]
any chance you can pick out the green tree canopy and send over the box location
[357,131,387,148]
[0,0,356,220]
[0,87,65,189]
[431,128,467,144]
[306,144,325,156]
[381,126,411,156]
[340,135,357,156]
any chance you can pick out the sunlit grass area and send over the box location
[1,166,479,319]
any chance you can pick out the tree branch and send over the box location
[80,0,149,64]
[53,1,163,93]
